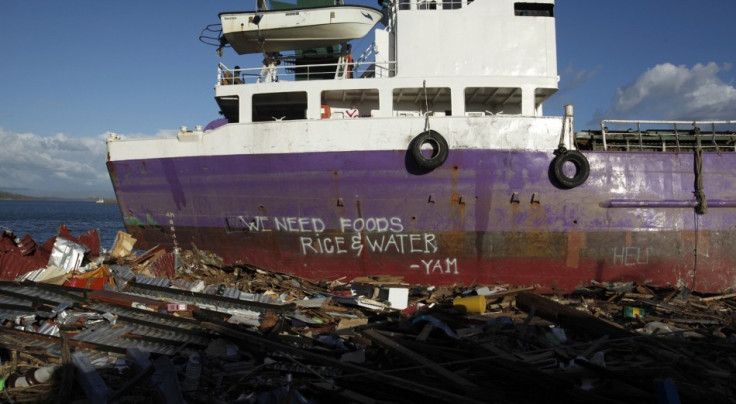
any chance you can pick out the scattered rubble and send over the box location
[0,228,735,403]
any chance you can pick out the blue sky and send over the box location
[1,1,735,198]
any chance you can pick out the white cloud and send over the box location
[560,64,602,92]
[598,62,736,121]
[0,128,134,198]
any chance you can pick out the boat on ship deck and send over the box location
[219,0,383,55]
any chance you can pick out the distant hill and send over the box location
[0,191,34,200]
[0,191,113,202]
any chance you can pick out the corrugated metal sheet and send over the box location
[0,253,47,280]
[0,281,214,357]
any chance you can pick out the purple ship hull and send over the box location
[107,148,736,293]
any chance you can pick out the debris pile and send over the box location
[0,229,735,403]
[0,225,101,285]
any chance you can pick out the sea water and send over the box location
[0,200,125,249]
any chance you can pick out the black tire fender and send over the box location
[552,150,589,188]
[410,130,449,170]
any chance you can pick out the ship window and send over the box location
[321,89,379,118]
[400,0,465,10]
[216,95,240,123]
[252,92,307,122]
[514,3,553,17]
[465,87,521,115]
[442,0,462,10]
[393,87,451,117]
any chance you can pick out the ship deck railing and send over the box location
[217,61,397,86]
[576,119,736,152]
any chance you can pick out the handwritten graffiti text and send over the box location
[299,233,437,256]
[409,258,459,275]
[225,214,458,275]
[613,246,652,266]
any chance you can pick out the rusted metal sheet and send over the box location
[122,279,296,314]
[0,227,103,281]
[0,230,49,280]
[150,251,176,278]
[88,289,168,311]
[16,234,38,256]
[0,252,47,280]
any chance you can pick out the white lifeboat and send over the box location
[220,5,383,54]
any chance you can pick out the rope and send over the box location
[558,111,567,150]
[554,109,569,156]
[694,148,707,214]
[422,80,431,133]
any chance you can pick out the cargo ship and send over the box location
[106,0,736,293]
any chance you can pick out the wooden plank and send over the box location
[484,286,536,300]
[515,292,634,339]
[701,292,736,302]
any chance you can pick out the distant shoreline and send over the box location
[0,192,116,203]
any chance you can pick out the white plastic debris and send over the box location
[191,280,205,293]
[48,237,87,271]
[387,287,409,310]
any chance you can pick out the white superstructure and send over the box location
[214,0,557,122]
[110,0,564,162]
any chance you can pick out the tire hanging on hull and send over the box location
[552,147,589,188]
[410,130,449,170]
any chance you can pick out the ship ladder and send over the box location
[334,55,347,79]
[334,42,355,80]
[335,54,354,79]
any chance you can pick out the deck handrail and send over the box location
[217,61,397,85]
[599,119,736,151]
